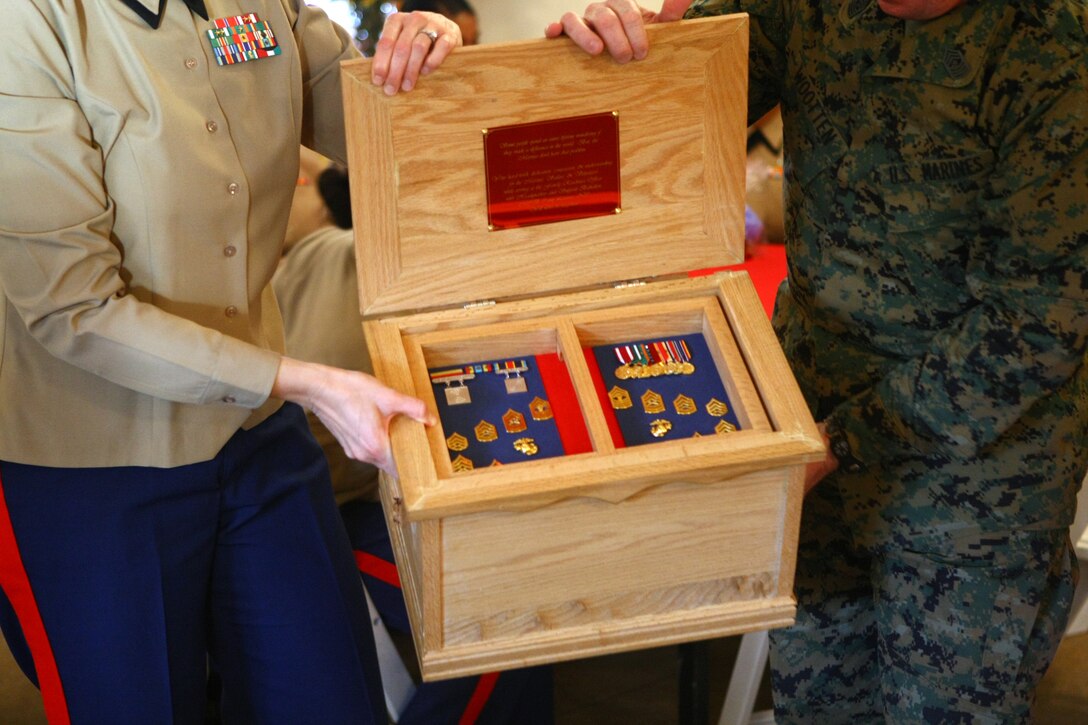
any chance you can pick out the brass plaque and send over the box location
[484,112,621,231]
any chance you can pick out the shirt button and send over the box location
[225,305,238,318]
[227,182,240,195]
[223,245,237,257]
[222,395,236,404]
[184,57,198,69]
[205,120,218,133]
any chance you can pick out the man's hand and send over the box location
[371,10,462,96]
[273,357,436,475]
[544,0,693,63]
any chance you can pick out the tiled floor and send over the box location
[2,631,1085,723]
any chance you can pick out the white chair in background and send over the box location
[718,629,774,725]
[1063,475,1088,636]
[363,586,417,723]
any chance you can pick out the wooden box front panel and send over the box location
[387,464,802,680]
[441,470,790,642]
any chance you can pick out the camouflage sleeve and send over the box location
[833,37,1088,469]
[686,0,788,125]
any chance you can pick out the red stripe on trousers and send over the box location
[459,671,500,725]
[354,550,401,588]
[0,472,70,724]
[353,551,499,724]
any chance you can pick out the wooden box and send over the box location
[340,15,823,681]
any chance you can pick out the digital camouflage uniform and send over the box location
[686,0,1088,722]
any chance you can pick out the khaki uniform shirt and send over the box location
[0,0,357,467]
[272,225,380,505]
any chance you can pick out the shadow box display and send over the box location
[340,14,824,680]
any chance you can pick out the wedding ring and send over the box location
[418,28,439,47]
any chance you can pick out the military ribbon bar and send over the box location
[207,13,281,66]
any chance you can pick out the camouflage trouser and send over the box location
[769,483,1078,725]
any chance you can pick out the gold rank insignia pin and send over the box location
[529,396,553,421]
[609,386,633,410]
[446,432,469,452]
[451,454,474,472]
[673,394,697,416]
[502,409,527,434]
[474,420,498,443]
[706,398,730,417]
[641,389,665,414]
[715,420,738,435]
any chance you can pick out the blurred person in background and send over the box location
[402,0,479,45]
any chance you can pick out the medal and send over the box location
[445,385,471,406]
[430,366,477,406]
[614,344,651,379]
[495,359,529,394]
[613,339,695,379]
[652,342,676,375]
[672,339,695,375]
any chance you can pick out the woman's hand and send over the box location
[371,10,463,96]
[273,357,435,475]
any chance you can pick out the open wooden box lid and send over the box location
[340,15,750,317]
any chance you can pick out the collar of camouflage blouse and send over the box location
[119,0,209,29]
[877,0,967,21]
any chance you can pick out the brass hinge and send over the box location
[463,299,497,310]
[613,279,648,290]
